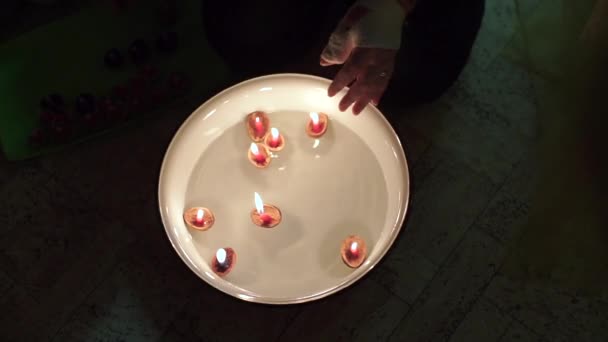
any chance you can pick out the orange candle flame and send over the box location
[269,127,280,148]
[307,112,327,136]
[265,127,284,151]
[248,142,270,167]
[254,192,264,214]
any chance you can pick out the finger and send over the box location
[361,70,391,107]
[320,6,369,66]
[328,62,357,97]
[320,57,332,66]
[352,97,371,115]
[369,77,390,106]
[320,31,352,65]
[348,69,389,113]
[339,86,362,112]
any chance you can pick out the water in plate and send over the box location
[184,110,388,299]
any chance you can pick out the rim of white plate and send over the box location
[158,73,410,305]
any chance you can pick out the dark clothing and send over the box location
[201,0,485,106]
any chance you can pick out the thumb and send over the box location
[320,30,354,66]
[320,6,369,66]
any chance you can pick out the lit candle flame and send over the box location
[270,127,279,140]
[250,142,259,155]
[255,116,261,124]
[310,112,319,125]
[254,192,264,214]
[350,241,358,254]
[216,248,227,264]
[196,209,204,222]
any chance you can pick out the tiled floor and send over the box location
[2,1,607,341]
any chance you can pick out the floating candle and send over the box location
[183,207,215,231]
[248,142,271,168]
[264,127,285,151]
[212,247,236,277]
[306,112,328,138]
[246,111,270,142]
[341,235,367,268]
[250,192,282,228]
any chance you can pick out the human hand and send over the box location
[321,0,406,115]
[324,47,397,114]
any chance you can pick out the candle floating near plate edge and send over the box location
[264,127,285,151]
[250,192,282,228]
[341,235,367,268]
[246,111,270,142]
[248,142,271,168]
[306,112,328,138]
[212,247,236,277]
[183,207,215,231]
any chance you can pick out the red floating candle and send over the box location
[341,235,367,268]
[248,142,271,168]
[212,247,236,277]
[183,207,215,231]
[306,112,328,138]
[246,111,270,142]
[264,127,285,151]
[250,192,282,228]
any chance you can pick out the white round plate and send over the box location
[158,73,409,304]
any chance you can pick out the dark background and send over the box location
[1,1,606,341]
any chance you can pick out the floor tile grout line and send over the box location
[363,141,442,305]
[153,290,212,342]
[444,153,534,340]
[447,266,502,342]
[368,276,417,307]
[0,268,26,303]
[485,296,550,342]
[386,159,516,340]
[36,164,100,211]
[1,162,146,341]
[441,230,521,342]
[489,238,587,342]
[38,161,151,241]
[274,307,304,342]
[0,163,80,239]
[444,145,545,340]
[47,240,139,342]
[0,164,115,301]
[496,320,514,342]
[369,278,414,306]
